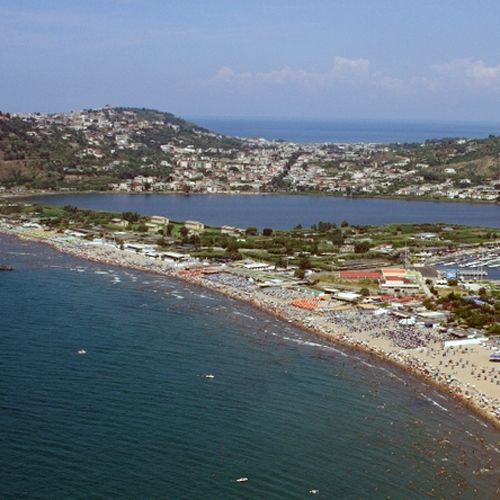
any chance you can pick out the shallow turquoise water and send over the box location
[0,234,498,499]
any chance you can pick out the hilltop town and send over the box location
[0,107,499,202]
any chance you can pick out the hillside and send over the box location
[0,107,243,190]
[0,107,498,202]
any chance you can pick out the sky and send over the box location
[1,0,499,121]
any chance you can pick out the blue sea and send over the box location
[1,233,499,498]
[190,117,500,143]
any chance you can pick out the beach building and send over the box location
[145,222,161,233]
[221,225,243,236]
[110,218,129,228]
[150,215,169,226]
[185,220,205,232]
[243,261,272,270]
[162,251,188,261]
[379,267,420,296]
[334,291,361,302]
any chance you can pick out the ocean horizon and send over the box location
[189,117,500,144]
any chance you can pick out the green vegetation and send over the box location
[2,201,499,334]
[436,290,500,334]
[0,108,243,191]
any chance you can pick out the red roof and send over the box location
[393,296,416,303]
[340,271,381,279]
[378,294,395,301]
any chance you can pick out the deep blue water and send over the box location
[190,117,500,143]
[1,234,499,499]
[28,193,500,229]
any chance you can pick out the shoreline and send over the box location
[2,226,498,429]
[3,189,498,206]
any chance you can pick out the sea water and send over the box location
[0,234,499,499]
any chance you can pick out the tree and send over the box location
[180,226,189,238]
[294,268,305,279]
[246,226,258,236]
[340,220,349,227]
[225,240,239,253]
[122,211,140,223]
[166,222,174,236]
[330,229,343,245]
[360,287,370,297]
[262,228,273,236]
[298,256,311,270]
[275,257,288,270]
[354,241,371,253]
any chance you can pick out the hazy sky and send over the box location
[1,0,499,121]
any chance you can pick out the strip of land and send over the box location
[1,205,499,427]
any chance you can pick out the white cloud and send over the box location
[432,58,500,89]
[210,57,500,93]
[211,56,402,90]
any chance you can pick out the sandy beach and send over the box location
[1,224,499,428]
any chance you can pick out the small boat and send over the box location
[77,349,87,355]
[309,490,320,495]
[236,477,248,483]
[0,265,13,271]
[205,374,215,379]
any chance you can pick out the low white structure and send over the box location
[444,338,488,348]
[185,220,205,232]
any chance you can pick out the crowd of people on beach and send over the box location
[1,222,499,425]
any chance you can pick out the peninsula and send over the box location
[1,200,499,425]
[0,107,498,203]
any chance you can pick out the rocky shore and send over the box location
[1,225,499,428]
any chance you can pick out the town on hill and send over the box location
[0,107,498,202]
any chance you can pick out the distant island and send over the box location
[0,107,498,202]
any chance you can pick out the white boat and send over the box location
[77,349,87,355]
[236,477,248,483]
[204,374,215,379]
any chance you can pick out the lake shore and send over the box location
[2,188,498,206]
[2,224,499,429]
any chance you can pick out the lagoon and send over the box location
[27,193,500,229]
